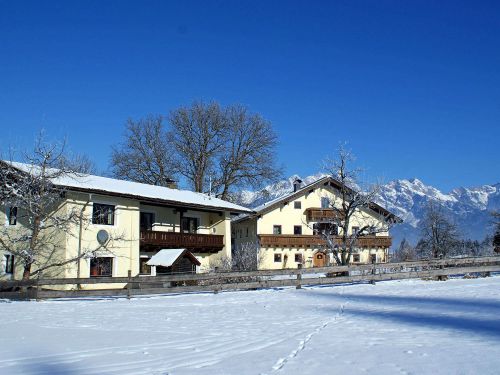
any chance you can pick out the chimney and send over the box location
[293,178,303,192]
[166,178,178,189]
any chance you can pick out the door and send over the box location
[140,212,154,231]
[313,252,326,267]
[181,217,199,233]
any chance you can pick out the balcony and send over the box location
[305,208,343,222]
[140,230,224,253]
[258,234,392,249]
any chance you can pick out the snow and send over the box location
[5,161,252,213]
[146,249,186,267]
[2,277,500,374]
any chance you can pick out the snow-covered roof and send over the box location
[3,161,252,214]
[146,249,193,267]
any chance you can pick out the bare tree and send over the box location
[0,134,117,280]
[392,239,417,262]
[169,101,227,193]
[317,146,397,266]
[231,241,263,271]
[209,241,263,272]
[112,101,281,199]
[213,105,281,201]
[110,115,177,187]
[416,201,459,259]
[63,152,98,174]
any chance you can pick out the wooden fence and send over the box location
[1,255,499,300]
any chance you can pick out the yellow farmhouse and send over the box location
[232,177,400,270]
[0,162,251,282]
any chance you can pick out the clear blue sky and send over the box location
[1,1,499,191]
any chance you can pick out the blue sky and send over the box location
[1,1,499,192]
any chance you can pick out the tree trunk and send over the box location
[22,264,31,280]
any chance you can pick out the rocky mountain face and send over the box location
[236,175,500,248]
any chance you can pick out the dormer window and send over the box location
[293,178,303,192]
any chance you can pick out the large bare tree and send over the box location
[415,201,459,259]
[0,135,114,280]
[214,104,281,201]
[111,101,281,200]
[169,101,227,193]
[110,115,177,187]
[317,146,397,266]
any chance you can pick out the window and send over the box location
[273,225,282,235]
[313,223,338,235]
[181,217,199,233]
[352,254,360,263]
[294,201,301,209]
[92,204,115,225]
[321,197,330,209]
[352,226,359,235]
[274,253,282,262]
[4,254,14,274]
[295,253,302,263]
[8,207,17,226]
[90,257,113,277]
[370,254,377,264]
[294,225,302,235]
[139,258,151,275]
[140,212,154,231]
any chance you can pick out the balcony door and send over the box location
[140,212,154,231]
[181,217,199,234]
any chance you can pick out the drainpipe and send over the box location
[77,194,92,285]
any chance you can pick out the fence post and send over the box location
[296,264,302,289]
[438,255,444,281]
[370,258,376,285]
[127,270,132,300]
[214,267,219,294]
[35,272,42,301]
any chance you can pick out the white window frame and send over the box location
[90,201,118,228]
[86,254,117,277]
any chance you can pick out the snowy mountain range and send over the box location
[236,175,500,248]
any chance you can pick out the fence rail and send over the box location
[1,255,499,300]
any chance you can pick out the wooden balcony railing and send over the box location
[140,230,224,253]
[258,234,392,249]
[305,208,343,222]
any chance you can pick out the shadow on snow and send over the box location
[305,289,500,340]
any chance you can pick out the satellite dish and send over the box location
[97,229,109,245]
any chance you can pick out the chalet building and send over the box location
[232,177,400,270]
[0,162,251,283]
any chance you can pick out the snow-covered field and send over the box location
[1,277,500,375]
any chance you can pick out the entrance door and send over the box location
[313,252,326,267]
